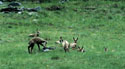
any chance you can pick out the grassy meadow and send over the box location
[0,0,125,69]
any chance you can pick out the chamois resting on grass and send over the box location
[70,37,78,49]
[55,37,70,52]
[77,46,85,52]
[28,37,47,54]
[104,47,108,52]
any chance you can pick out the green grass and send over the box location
[0,1,125,69]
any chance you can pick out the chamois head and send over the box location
[29,29,41,37]
[70,37,78,49]
[73,37,78,43]
[36,30,40,36]
[55,36,70,52]
[77,46,85,52]
[55,36,64,44]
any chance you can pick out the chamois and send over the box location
[77,46,85,52]
[28,37,47,54]
[29,30,40,37]
[104,47,108,52]
[70,37,78,49]
[55,37,70,52]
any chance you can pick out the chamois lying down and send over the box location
[70,37,78,49]
[77,46,85,53]
[29,30,40,37]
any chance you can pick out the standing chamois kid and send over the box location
[55,37,70,52]
[28,37,47,54]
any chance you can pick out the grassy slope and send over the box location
[0,1,125,69]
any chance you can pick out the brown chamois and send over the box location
[77,46,85,52]
[104,47,108,52]
[55,36,70,52]
[28,37,47,54]
[29,30,40,37]
[70,37,78,49]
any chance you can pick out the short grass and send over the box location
[0,0,125,69]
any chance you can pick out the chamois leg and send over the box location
[64,47,68,53]
[67,48,69,52]
[64,48,66,52]
[28,46,31,54]
[31,46,34,54]
[30,44,34,54]
[37,44,40,51]
[66,48,69,52]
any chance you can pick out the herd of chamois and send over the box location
[28,30,85,54]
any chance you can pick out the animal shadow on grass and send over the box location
[51,56,60,60]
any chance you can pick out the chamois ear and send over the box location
[73,37,75,41]
[60,36,63,40]
[81,46,83,49]
[76,37,78,41]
